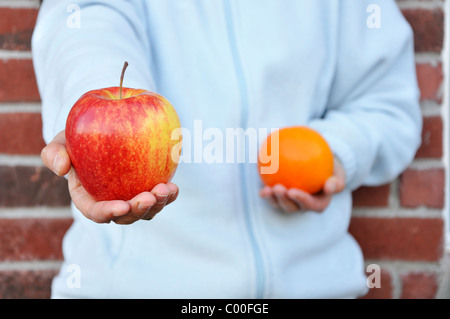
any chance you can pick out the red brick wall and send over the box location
[352,0,448,299]
[0,2,72,299]
[0,0,447,298]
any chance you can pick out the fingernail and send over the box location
[155,194,168,201]
[137,202,152,212]
[52,153,62,175]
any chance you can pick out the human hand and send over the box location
[41,130,179,224]
[259,157,345,213]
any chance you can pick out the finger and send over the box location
[143,183,172,218]
[286,188,332,213]
[331,157,346,193]
[41,130,71,176]
[68,168,130,223]
[272,184,301,213]
[113,191,157,225]
[259,186,281,210]
[165,182,179,206]
[323,173,345,196]
[323,176,338,195]
[110,183,176,224]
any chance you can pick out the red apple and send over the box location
[65,62,182,201]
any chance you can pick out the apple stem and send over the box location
[119,61,128,99]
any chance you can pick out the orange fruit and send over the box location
[257,126,334,194]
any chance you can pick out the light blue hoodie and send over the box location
[32,0,422,298]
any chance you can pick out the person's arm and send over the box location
[33,0,177,224]
[309,0,422,191]
[33,0,155,142]
[260,1,422,212]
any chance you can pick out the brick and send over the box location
[399,168,444,208]
[416,63,443,102]
[400,272,438,299]
[415,116,442,159]
[0,166,71,207]
[402,8,444,53]
[0,218,72,261]
[349,217,444,261]
[352,184,390,208]
[359,268,393,299]
[0,59,40,102]
[0,8,38,51]
[0,113,46,155]
[0,269,58,299]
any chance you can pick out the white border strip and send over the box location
[0,207,72,219]
[397,0,445,10]
[0,103,41,113]
[0,261,62,271]
[0,50,32,60]
[0,154,44,166]
[0,0,40,8]
[353,208,444,218]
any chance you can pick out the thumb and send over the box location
[40,130,71,176]
[323,176,338,195]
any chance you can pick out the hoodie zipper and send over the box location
[223,0,265,299]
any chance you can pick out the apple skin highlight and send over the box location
[65,86,182,201]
